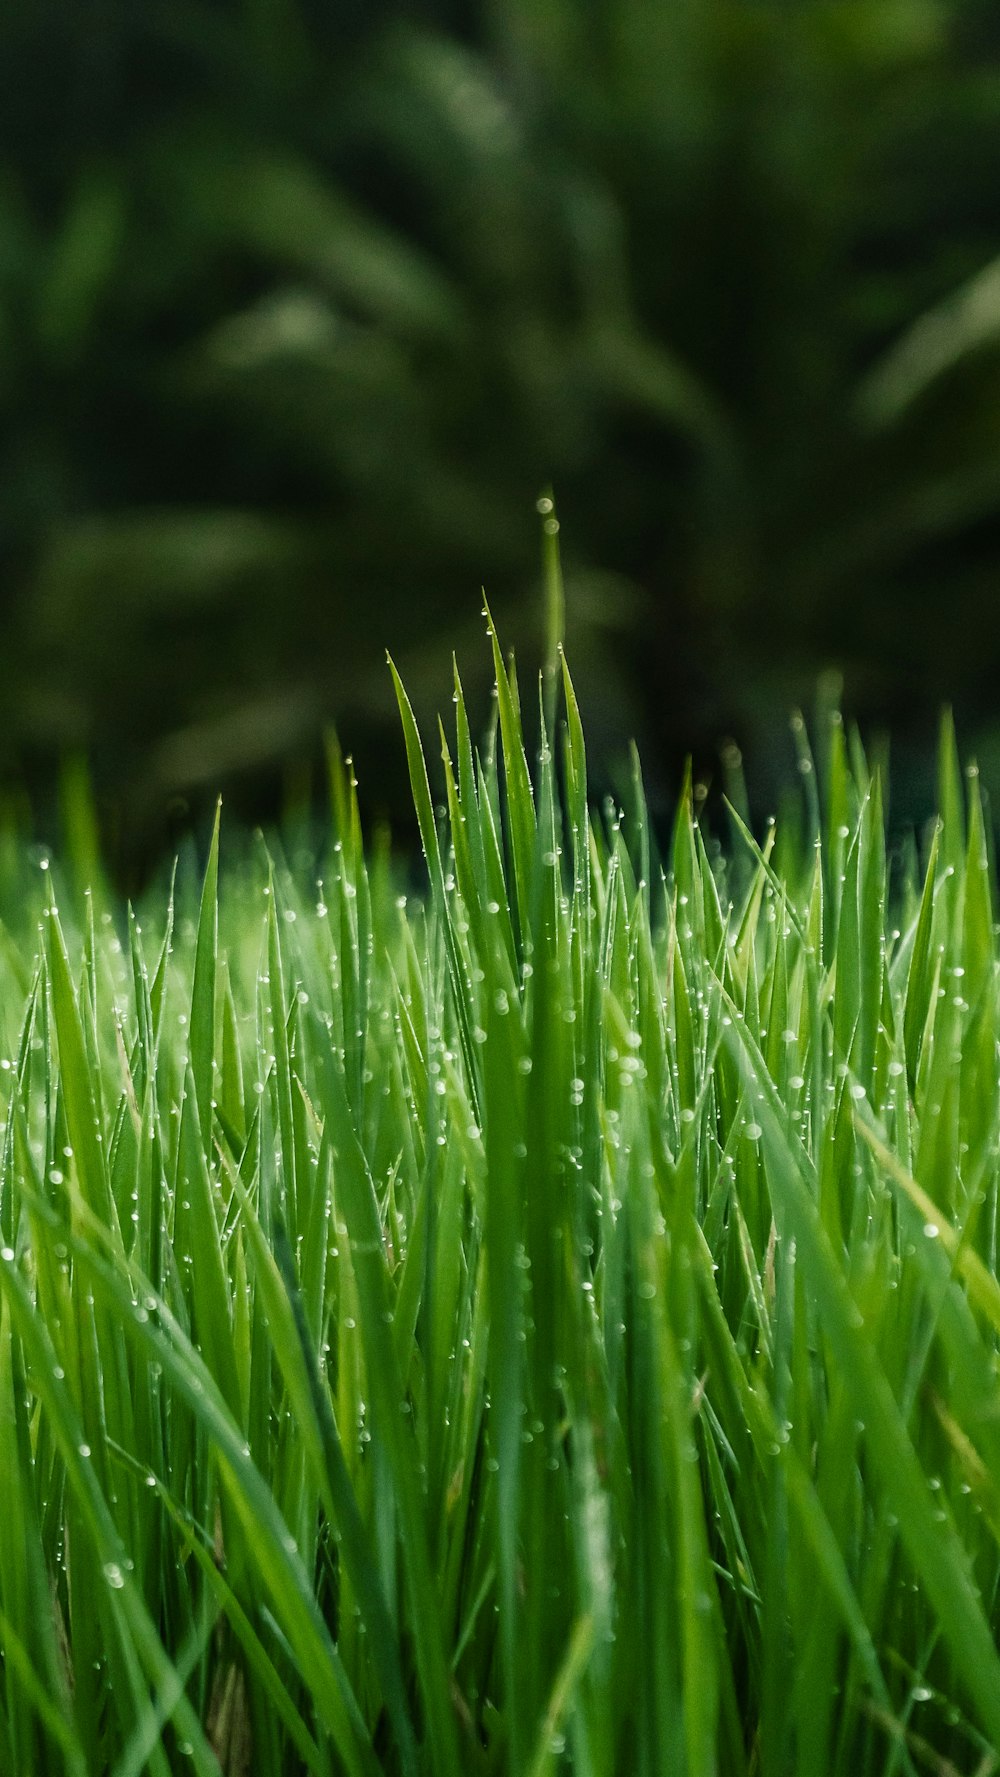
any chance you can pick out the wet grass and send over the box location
[1,625,999,1774]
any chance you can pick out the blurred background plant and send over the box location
[3,0,1000,869]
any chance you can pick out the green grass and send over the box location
[1,632,1000,1776]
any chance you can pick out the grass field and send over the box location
[1,617,1000,1775]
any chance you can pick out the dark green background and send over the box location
[3,0,1000,867]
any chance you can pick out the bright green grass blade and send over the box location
[145,1469,325,1775]
[539,490,565,736]
[311,1013,463,1777]
[177,1063,241,1419]
[524,1612,594,1777]
[963,763,994,1005]
[2,637,1000,1775]
[35,1202,380,1777]
[226,1154,420,1775]
[484,601,536,944]
[0,1247,220,1776]
[45,902,119,1237]
[190,800,220,1149]
[266,870,299,1226]
[902,823,940,1088]
[722,1009,1000,1749]
[388,656,442,887]
[937,710,965,877]
[59,753,106,912]
[560,649,588,878]
[390,655,482,1122]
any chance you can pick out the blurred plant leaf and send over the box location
[857,254,1000,427]
[35,166,125,362]
[159,131,465,340]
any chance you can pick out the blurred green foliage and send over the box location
[2,0,1000,857]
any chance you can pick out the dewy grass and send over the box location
[0,641,999,1777]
